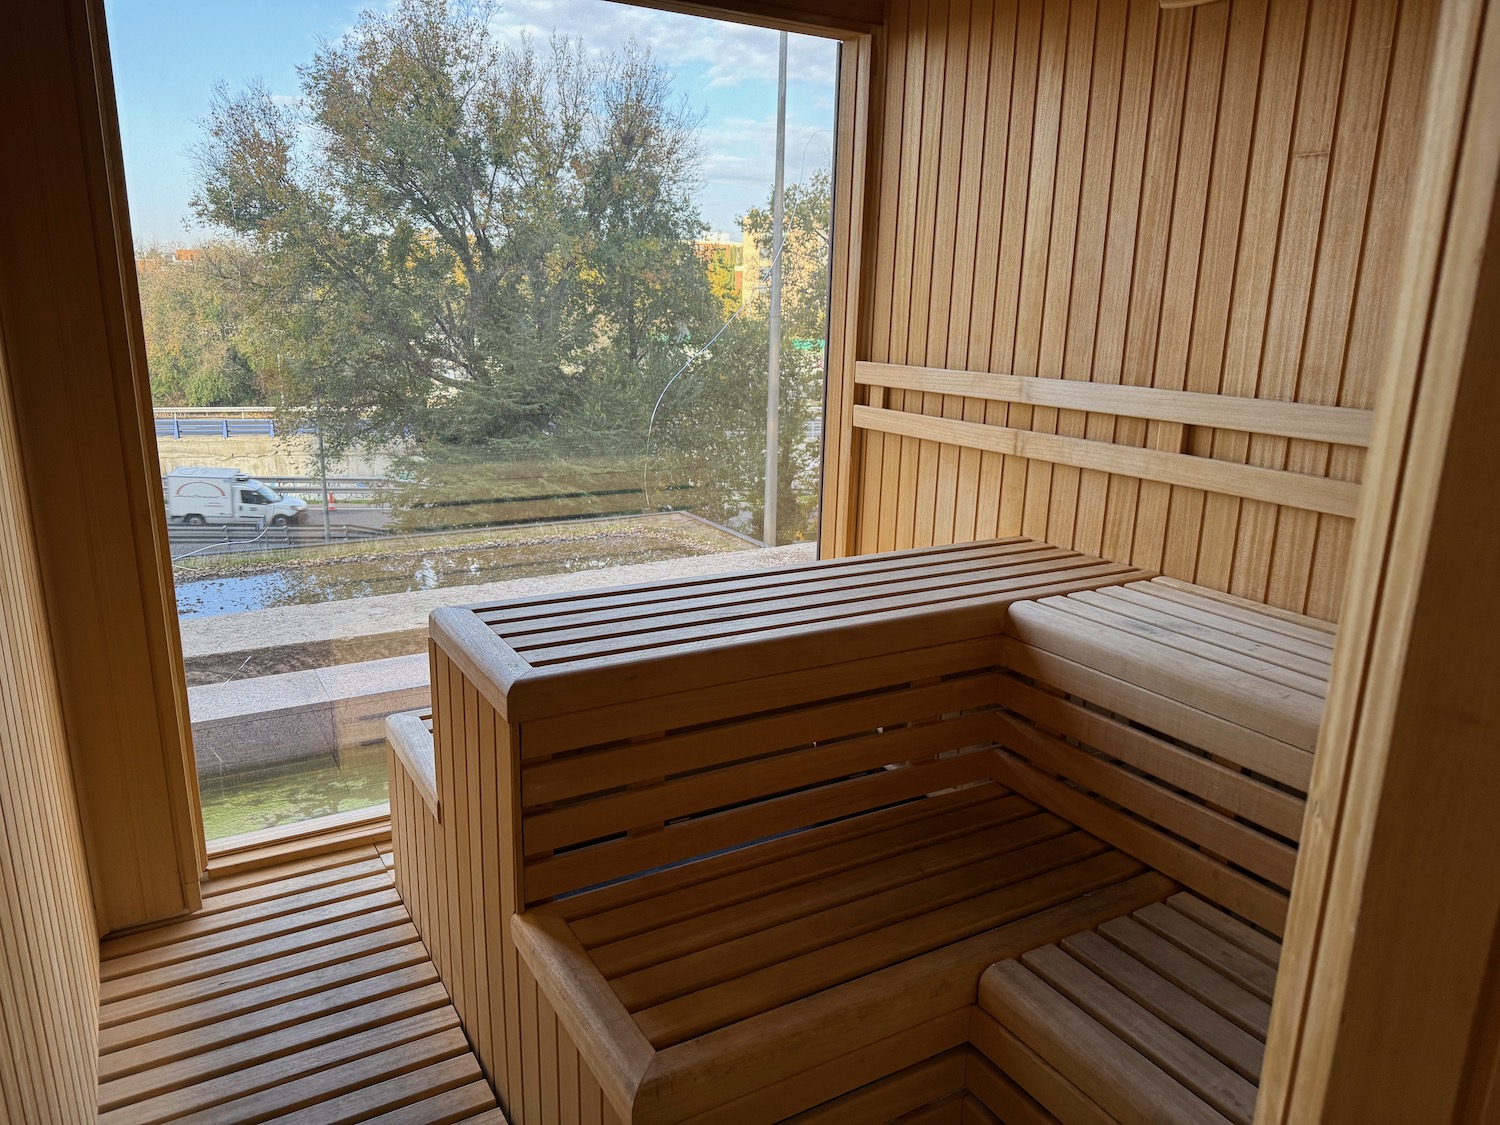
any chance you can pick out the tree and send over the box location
[648,168,832,542]
[135,245,263,407]
[193,0,714,457]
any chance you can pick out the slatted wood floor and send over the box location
[97,843,505,1124]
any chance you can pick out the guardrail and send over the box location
[157,417,280,438]
[260,476,400,501]
[168,521,389,559]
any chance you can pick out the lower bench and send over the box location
[514,784,1173,1122]
[974,893,1281,1125]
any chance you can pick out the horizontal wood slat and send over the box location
[855,363,1375,446]
[853,405,1362,517]
[976,894,1283,1124]
[95,846,501,1124]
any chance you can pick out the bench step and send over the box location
[977,894,1282,1125]
[513,782,1176,1121]
[1005,578,1331,753]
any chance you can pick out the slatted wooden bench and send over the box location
[994,576,1326,935]
[953,577,1325,1123]
[388,539,1164,1122]
[973,893,1281,1125]
[386,538,1333,1123]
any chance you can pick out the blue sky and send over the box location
[103,0,839,246]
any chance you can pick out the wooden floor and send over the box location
[96,843,506,1124]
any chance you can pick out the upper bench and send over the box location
[430,536,1148,730]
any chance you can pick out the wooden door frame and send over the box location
[0,0,204,934]
[1256,0,1500,1118]
[821,31,876,558]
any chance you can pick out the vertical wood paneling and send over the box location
[1,0,202,936]
[0,346,99,1119]
[842,0,1439,619]
[944,0,997,543]
[391,652,617,1125]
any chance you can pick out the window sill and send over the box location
[203,802,392,878]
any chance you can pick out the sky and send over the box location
[103,0,840,247]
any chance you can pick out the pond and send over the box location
[174,519,749,617]
[198,741,390,841]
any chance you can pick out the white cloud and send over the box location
[488,0,838,90]
[484,0,839,232]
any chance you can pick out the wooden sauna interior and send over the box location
[1,0,1499,1121]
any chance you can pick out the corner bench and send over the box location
[386,539,1330,1123]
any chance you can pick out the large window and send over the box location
[109,0,839,842]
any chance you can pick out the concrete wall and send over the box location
[154,433,394,479]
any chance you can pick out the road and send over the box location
[167,506,393,558]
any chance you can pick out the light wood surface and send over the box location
[852,403,1363,517]
[1256,2,1500,1119]
[0,281,100,1123]
[445,538,1147,723]
[978,894,1282,1125]
[394,541,1179,1121]
[992,578,1323,935]
[96,845,503,1123]
[855,363,1376,446]
[0,0,202,936]
[835,0,1440,621]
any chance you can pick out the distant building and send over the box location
[696,234,746,309]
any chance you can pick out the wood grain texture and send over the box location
[838,0,1436,620]
[976,895,1282,1124]
[0,0,201,935]
[96,846,501,1124]
[993,579,1324,935]
[1258,3,1500,1119]
[0,276,100,1123]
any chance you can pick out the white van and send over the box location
[165,467,308,527]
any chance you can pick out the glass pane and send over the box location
[109,0,838,843]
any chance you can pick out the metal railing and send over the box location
[259,476,399,502]
[157,416,279,438]
[169,521,388,560]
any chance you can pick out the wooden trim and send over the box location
[820,33,875,558]
[612,0,883,36]
[0,0,202,933]
[1257,2,1500,1120]
[855,362,1375,446]
[430,607,531,720]
[852,405,1362,517]
[388,712,440,818]
[202,807,393,881]
[512,911,654,1123]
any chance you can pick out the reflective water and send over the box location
[174,524,743,617]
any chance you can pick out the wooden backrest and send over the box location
[853,362,1372,521]
[518,654,1001,904]
[988,579,1330,936]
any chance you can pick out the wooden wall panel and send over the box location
[843,0,1441,619]
[390,651,623,1125]
[0,347,100,1118]
[1,0,202,934]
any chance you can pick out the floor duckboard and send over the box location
[97,843,503,1125]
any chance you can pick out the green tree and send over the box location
[649,169,832,542]
[193,0,714,456]
[135,245,263,407]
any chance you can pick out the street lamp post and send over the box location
[763,31,788,547]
